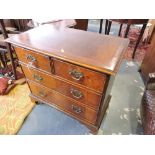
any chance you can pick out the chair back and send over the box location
[0,19,9,39]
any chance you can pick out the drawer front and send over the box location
[21,64,102,109]
[28,81,98,124]
[53,59,106,93]
[14,46,52,73]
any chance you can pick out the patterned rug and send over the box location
[0,84,35,135]
[124,45,149,62]
[121,26,150,62]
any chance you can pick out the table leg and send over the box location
[107,20,112,35]
[132,23,147,59]
[118,24,123,36]
[124,24,130,38]
[99,19,103,34]
[105,19,108,34]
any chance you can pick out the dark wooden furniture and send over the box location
[13,19,31,32]
[141,72,155,134]
[0,19,20,79]
[99,19,148,59]
[74,19,88,31]
[140,28,155,85]
[28,19,88,31]
[0,19,31,79]
[5,24,129,134]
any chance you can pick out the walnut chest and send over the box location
[6,25,129,134]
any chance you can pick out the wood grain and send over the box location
[5,25,129,134]
[53,58,106,93]
[21,63,102,109]
[28,80,98,124]
[6,24,129,75]
[14,46,52,73]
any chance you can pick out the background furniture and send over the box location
[13,19,31,32]
[3,19,31,32]
[6,25,129,134]
[140,23,155,134]
[139,27,155,85]
[0,19,31,79]
[141,19,154,43]
[74,19,88,31]
[28,19,88,31]
[30,19,76,28]
[0,19,19,79]
[141,72,155,134]
[99,19,148,59]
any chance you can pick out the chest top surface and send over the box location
[5,24,129,75]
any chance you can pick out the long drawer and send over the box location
[21,64,102,109]
[28,80,98,124]
[14,46,52,73]
[53,59,106,93]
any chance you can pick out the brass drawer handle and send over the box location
[26,54,36,62]
[69,69,84,81]
[71,105,82,114]
[70,88,83,99]
[33,74,43,82]
[38,90,46,97]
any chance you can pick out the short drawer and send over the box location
[28,81,98,124]
[14,46,52,73]
[53,59,106,93]
[21,64,102,109]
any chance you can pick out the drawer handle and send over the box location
[33,74,43,82]
[39,90,46,97]
[26,54,36,62]
[69,69,84,81]
[71,105,82,114]
[70,88,83,99]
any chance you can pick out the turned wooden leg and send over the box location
[118,23,123,36]
[124,24,130,38]
[107,20,112,35]
[6,43,17,80]
[132,23,147,59]
[99,19,103,34]
[105,19,109,34]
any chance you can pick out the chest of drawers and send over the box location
[6,25,129,134]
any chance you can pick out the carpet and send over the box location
[0,83,35,135]
[121,26,150,62]
[124,45,148,62]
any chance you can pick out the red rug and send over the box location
[124,44,149,62]
[121,26,150,62]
